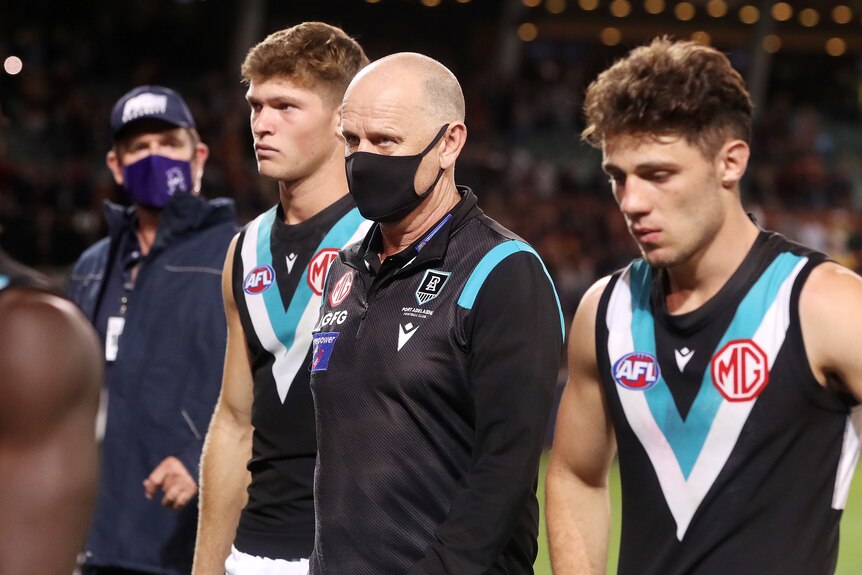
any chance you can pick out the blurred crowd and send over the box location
[3,3,862,324]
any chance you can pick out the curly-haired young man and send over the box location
[547,37,862,575]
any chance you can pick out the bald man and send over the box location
[309,52,565,575]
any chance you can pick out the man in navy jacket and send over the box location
[68,85,237,575]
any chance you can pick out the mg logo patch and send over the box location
[310,332,340,372]
[307,248,339,296]
[329,271,354,307]
[613,352,660,390]
[415,269,451,306]
[711,339,769,402]
[243,264,275,294]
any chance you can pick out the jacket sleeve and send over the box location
[408,250,564,574]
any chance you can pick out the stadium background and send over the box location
[2,0,862,571]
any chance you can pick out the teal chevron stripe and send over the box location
[256,207,366,350]
[630,252,803,478]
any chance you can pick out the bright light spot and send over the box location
[610,0,631,17]
[771,2,792,21]
[833,5,852,24]
[421,0,441,6]
[739,4,760,24]
[799,8,819,26]
[675,2,696,20]
[826,37,847,56]
[518,22,539,41]
[691,31,711,45]
[600,26,622,45]
[579,0,599,9]
[644,0,665,15]
[546,0,568,13]
[3,56,22,75]
[522,0,542,6]
[763,34,781,53]
[706,0,727,17]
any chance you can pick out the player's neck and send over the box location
[665,211,760,314]
[378,178,459,260]
[278,161,348,226]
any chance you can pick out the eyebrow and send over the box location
[602,160,679,173]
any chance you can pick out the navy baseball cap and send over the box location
[110,85,196,141]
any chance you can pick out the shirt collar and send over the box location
[346,186,480,274]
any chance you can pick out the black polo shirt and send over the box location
[309,187,565,575]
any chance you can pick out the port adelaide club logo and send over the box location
[415,269,451,306]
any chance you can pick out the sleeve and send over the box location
[408,249,565,575]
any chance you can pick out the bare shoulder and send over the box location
[569,276,613,344]
[799,261,862,326]
[799,262,862,394]
[0,289,101,431]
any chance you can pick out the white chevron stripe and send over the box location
[833,406,862,509]
[240,214,371,403]
[608,258,807,539]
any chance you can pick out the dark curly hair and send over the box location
[241,22,368,107]
[582,37,753,157]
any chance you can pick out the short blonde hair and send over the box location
[241,22,368,107]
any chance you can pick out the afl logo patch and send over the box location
[243,264,275,294]
[711,339,769,402]
[613,352,660,390]
[329,271,354,307]
[307,248,340,296]
[310,332,340,372]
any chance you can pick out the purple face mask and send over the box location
[121,154,194,208]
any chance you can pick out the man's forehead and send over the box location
[247,76,318,99]
[603,133,690,158]
[343,84,420,123]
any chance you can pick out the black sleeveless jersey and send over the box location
[0,250,60,296]
[597,231,861,574]
[231,196,370,559]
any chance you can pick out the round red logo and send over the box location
[612,352,661,390]
[329,271,354,307]
[307,248,340,296]
[243,264,275,294]
[711,339,770,402]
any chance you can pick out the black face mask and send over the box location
[345,124,449,223]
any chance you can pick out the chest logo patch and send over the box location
[310,332,340,372]
[711,339,769,402]
[243,264,275,294]
[329,271,354,307]
[416,269,451,306]
[307,249,340,296]
[286,253,298,274]
[674,347,695,372]
[398,322,420,351]
[613,352,660,391]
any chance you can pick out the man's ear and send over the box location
[439,122,467,171]
[718,139,750,189]
[192,142,210,194]
[106,150,124,186]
